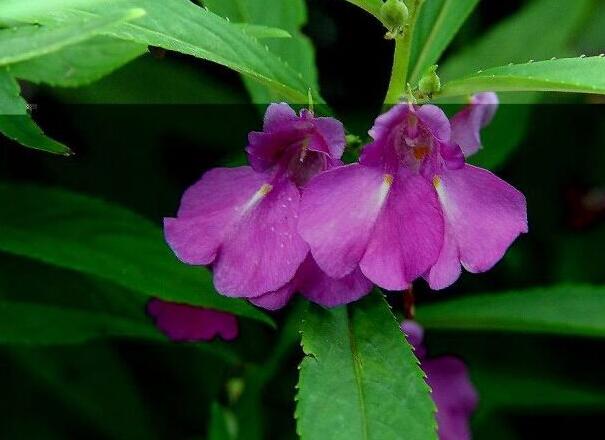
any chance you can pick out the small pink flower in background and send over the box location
[164,103,372,310]
[402,321,478,440]
[299,96,527,292]
[148,299,238,342]
[451,92,499,157]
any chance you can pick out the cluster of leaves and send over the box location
[1,0,605,439]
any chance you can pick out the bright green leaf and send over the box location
[235,24,291,40]
[0,115,72,155]
[0,9,145,67]
[0,301,161,345]
[296,291,437,440]
[15,0,317,103]
[440,57,605,98]
[0,67,26,115]
[342,0,384,21]
[417,285,605,337]
[204,0,319,103]
[0,184,273,326]
[0,67,71,155]
[49,55,247,104]
[440,0,593,81]
[10,37,147,88]
[409,0,480,83]
[436,0,592,169]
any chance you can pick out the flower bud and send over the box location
[381,0,409,39]
[418,64,441,97]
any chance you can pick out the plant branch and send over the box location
[384,0,424,104]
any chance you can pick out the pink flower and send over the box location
[451,92,499,157]
[147,299,238,342]
[164,104,372,309]
[402,321,478,440]
[299,100,527,291]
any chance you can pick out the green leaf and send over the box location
[10,36,147,87]
[49,55,247,103]
[0,67,26,115]
[0,67,71,155]
[417,285,605,337]
[0,184,273,326]
[296,291,436,440]
[342,0,384,21]
[0,115,72,155]
[0,9,145,67]
[409,0,480,83]
[15,0,316,103]
[204,0,319,103]
[0,301,161,345]
[440,0,593,81]
[440,57,605,98]
[235,23,291,40]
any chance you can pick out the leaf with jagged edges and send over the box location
[440,56,605,98]
[8,0,317,103]
[296,290,437,440]
[203,0,319,104]
[0,67,71,155]
[409,0,480,83]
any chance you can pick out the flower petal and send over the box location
[297,255,373,307]
[213,178,308,297]
[424,356,478,440]
[451,92,499,157]
[360,170,443,290]
[298,164,389,279]
[164,167,266,265]
[416,104,451,142]
[147,299,238,342]
[310,116,346,159]
[263,102,298,132]
[435,164,527,276]
[425,220,462,290]
[248,280,297,311]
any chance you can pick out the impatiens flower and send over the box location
[299,100,527,291]
[164,103,372,309]
[451,92,499,157]
[147,299,238,342]
[402,321,478,440]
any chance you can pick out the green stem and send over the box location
[383,0,423,105]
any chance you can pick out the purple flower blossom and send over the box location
[451,92,499,157]
[147,298,238,342]
[299,100,527,291]
[164,103,372,309]
[402,321,478,440]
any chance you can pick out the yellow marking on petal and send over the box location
[259,183,273,196]
[377,174,394,205]
[242,183,273,213]
[433,175,441,188]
